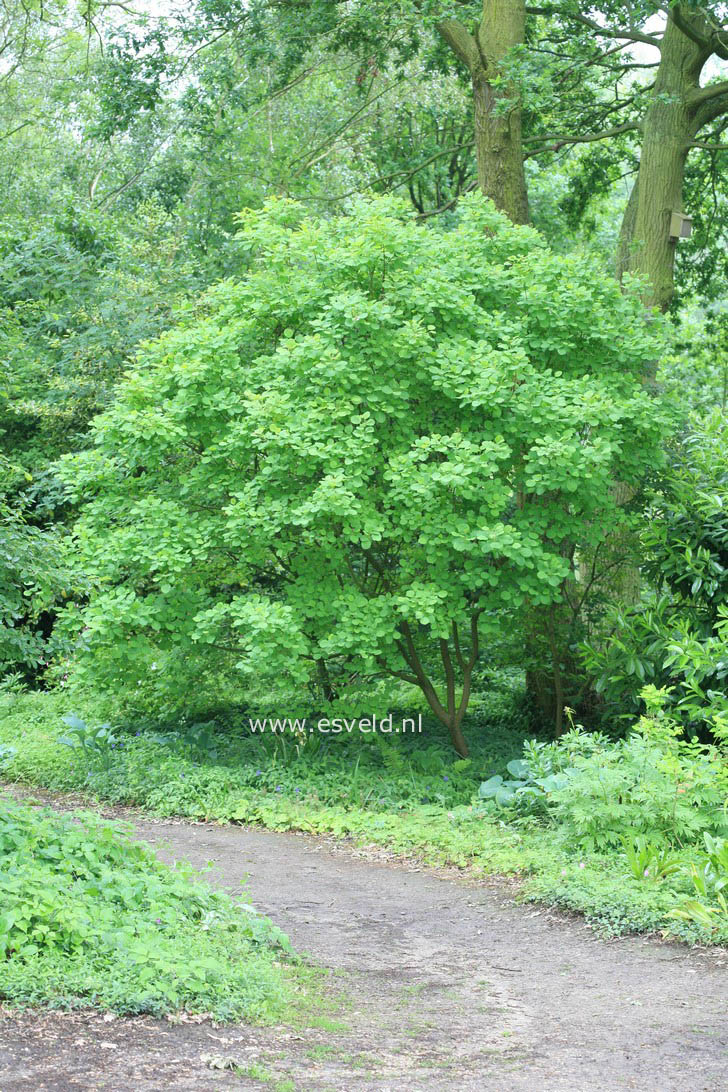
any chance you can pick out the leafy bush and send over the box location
[657,313,728,419]
[546,696,727,852]
[60,193,666,754]
[478,757,570,812]
[477,690,728,857]
[0,794,294,1019]
[0,205,199,685]
[58,713,119,771]
[672,833,728,928]
[0,457,74,679]
[583,411,728,735]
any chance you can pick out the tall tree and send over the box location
[618,5,728,309]
[89,1,728,309]
[527,2,728,310]
[437,1,529,222]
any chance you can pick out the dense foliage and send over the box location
[60,195,666,754]
[0,0,727,1019]
[584,412,728,734]
[0,793,294,1018]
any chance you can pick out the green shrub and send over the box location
[60,193,666,754]
[544,697,726,852]
[583,411,728,735]
[477,691,728,856]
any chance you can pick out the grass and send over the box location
[0,684,725,947]
[0,791,304,1020]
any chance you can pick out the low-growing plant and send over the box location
[671,833,728,927]
[478,759,570,812]
[58,713,118,772]
[179,720,220,759]
[0,743,17,767]
[621,835,683,882]
[546,695,728,852]
[476,724,611,816]
[0,794,295,1019]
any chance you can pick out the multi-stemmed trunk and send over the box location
[385,617,481,757]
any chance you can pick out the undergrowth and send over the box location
[1,685,726,947]
[0,792,298,1020]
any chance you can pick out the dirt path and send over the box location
[1,800,727,1091]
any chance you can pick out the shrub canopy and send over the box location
[62,195,667,750]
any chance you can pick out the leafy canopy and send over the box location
[62,195,666,740]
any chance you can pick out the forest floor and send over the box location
[1,788,727,1091]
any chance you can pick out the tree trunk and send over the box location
[615,176,639,283]
[473,0,529,224]
[316,657,336,702]
[438,0,529,225]
[390,619,479,757]
[617,15,708,311]
[606,14,714,654]
[447,718,470,759]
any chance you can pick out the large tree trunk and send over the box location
[438,0,529,224]
[602,15,713,687]
[617,14,708,311]
[473,0,529,224]
[609,13,716,643]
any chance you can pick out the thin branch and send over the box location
[289,76,409,175]
[440,637,456,719]
[95,120,185,209]
[314,140,474,206]
[528,8,662,49]
[400,621,449,724]
[523,121,641,156]
[452,621,465,673]
[467,612,481,671]
[416,180,477,220]
[453,614,481,729]
[0,118,35,140]
[376,656,418,687]
[688,140,728,150]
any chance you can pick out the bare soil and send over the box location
[1,790,727,1091]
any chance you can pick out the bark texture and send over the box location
[618,10,721,311]
[438,0,529,224]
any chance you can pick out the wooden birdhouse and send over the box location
[669,211,693,240]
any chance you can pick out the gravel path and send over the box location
[1,798,727,1091]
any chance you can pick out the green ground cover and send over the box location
[2,682,726,947]
[0,789,300,1020]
